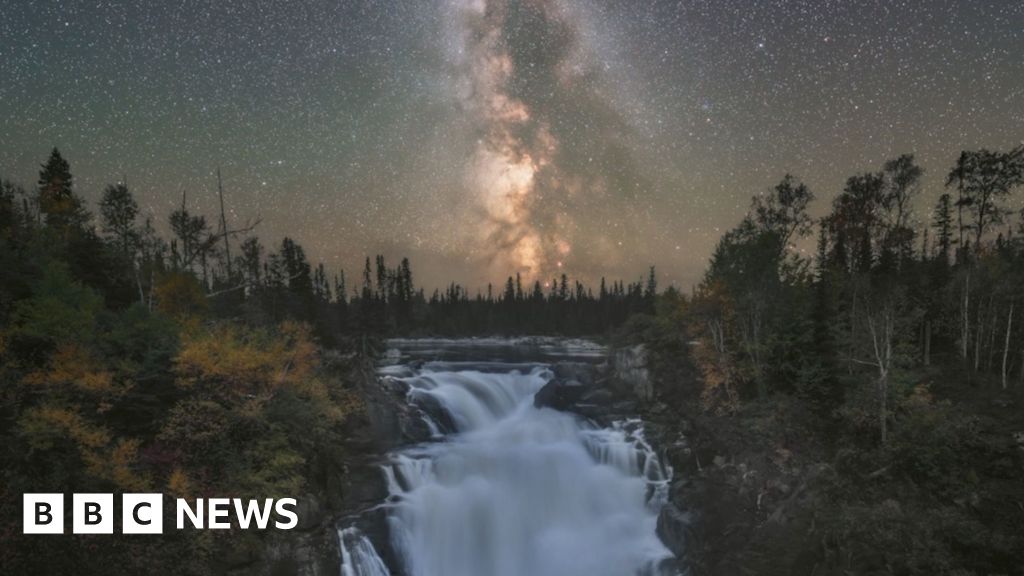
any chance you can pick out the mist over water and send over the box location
[340,345,674,576]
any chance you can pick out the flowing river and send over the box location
[339,339,675,576]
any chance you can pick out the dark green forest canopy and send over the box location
[2,145,1024,574]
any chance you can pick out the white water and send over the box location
[339,527,391,576]
[340,359,674,576]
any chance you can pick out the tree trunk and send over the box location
[1002,303,1014,389]
[867,305,893,445]
[879,371,888,444]
[849,285,858,375]
[987,299,998,373]
[217,168,233,280]
[974,297,984,372]
[1019,348,1024,386]
[923,319,932,367]
[134,261,145,304]
[961,273,970,361]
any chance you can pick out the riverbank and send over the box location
[630,331,1024,576]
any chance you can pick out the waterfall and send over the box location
[339,526,390,576]
[341,349,675,576]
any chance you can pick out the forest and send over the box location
[629,146,1024,573]
[0,148,656,573]
[2,144,1024,574]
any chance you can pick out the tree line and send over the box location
[679,146,1024,443]
[4,148,658,346]
[0,147,663,571]
[3,142,1023,573]
[616,147,1024,575]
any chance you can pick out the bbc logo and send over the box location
[24,493,298,534]
[24,493,163,534]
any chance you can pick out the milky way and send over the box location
[1,0,1022,290]
[450,0,649,280]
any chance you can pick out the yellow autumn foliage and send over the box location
[21,405,111,450]
[688,279,741,414]
[175,320,319,401]
[154,271,208,319]
[19,406,150,491]
[22,343,118,394]
[83,438,150,491]
[167,467,192,497]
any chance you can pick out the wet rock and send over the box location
[259,530,340,576]
[612,344,654,402]
[380,375,409,396]
[656,502,691,558]
[581,387,614,404]
[534,377,588,410]
[408,391,457,434]
[551,362,598,386]
[664,434,693,471]
[350,507,405,575]
[295,494,325,531]
[399,409,434,443]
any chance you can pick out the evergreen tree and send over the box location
[37,148,88,234]
[361,257,373,302]
[799,227,841,414]
[644,266,657,312]
[99,183,139,258]
[932,193,954,266]
[503,276,515,302]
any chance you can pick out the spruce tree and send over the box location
[37,148,87,233]
[99,183,139,258]
[932,193,953,266]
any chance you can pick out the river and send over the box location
[339,338,676,576]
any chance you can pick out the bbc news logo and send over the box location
[23,494,298,534]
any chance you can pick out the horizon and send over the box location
[2,0,1021,290]
[4,2,1024,575]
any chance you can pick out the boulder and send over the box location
[655,502,691,558]
[534,378,588,411]
[408,391,457,434]
[294,493,325,531]
[612,344,654,402]
[580,387,614,404]
[551,362,598,386]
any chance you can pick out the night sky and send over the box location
[1,0,1022,290]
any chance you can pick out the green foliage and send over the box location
[636,149,1024,575]
[886,387,982,497]
[10,261,102,350]
[154,271,208,319]
[99,182,139,257]
[0,150,377,573]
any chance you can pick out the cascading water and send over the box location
[339,342,675,576]
[339,527,391,576]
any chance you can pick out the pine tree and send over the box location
[503,276,515,302]
[644,265,657,311]
[932,193,953,266]
[334,270,347,305]
[799,227,841,414]
[99,183,139,258]
[37,148,88,233]
[400,258,414,303]
[531,280,543,302]
[375,255,387,301]
[361,257,373,301]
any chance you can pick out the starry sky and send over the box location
[1,0,1022,291]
